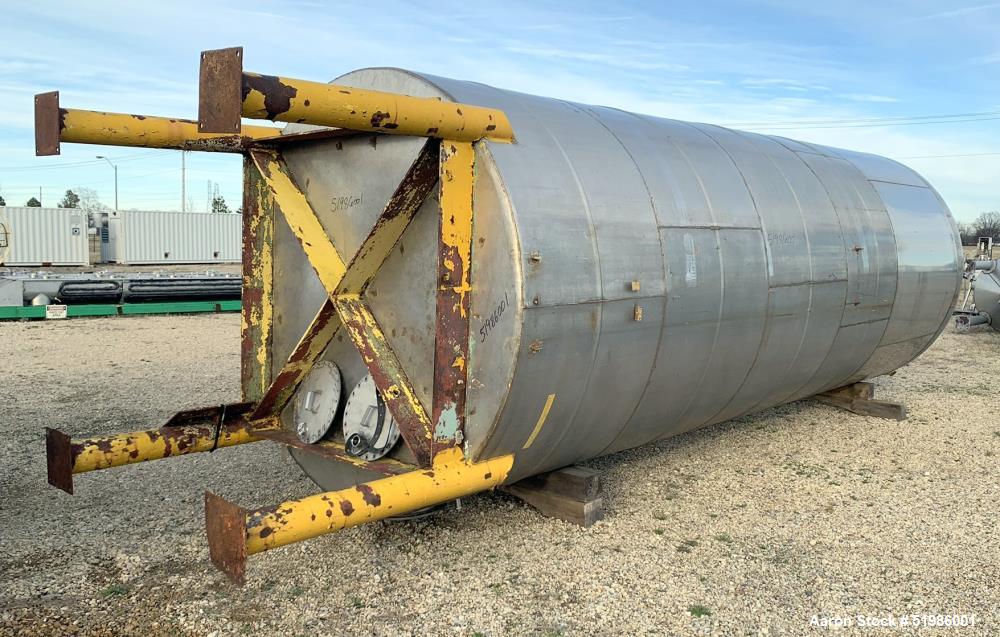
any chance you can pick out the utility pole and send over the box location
[96,156,118,211]
[38,186,42,206]
[181,151,187,212]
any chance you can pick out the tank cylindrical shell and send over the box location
[272,69,963,486]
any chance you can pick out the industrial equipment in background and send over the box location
[37,47,963,584]
[0,206,241,266]
[954,237,998,330]
[0,269,241,320]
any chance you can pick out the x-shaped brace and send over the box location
[244,137,476,467]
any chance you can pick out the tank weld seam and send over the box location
[769,278,848,288]
[574,105,669,459]
[717,131,820,416]
[674,122,770,428]
[513,96,603,472]
[657,224,760,231]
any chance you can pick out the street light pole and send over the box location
[96,155,118,211]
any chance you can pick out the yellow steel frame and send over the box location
[35,46,517,584]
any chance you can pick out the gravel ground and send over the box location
[1,314,997,636]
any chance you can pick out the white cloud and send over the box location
[839,93,900,103]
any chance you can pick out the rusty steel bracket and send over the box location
[205,491,249,585]
[34,91,62,156]
[45,402,266,495]
[198,46,244,134]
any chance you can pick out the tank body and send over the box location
[272,70,964,486]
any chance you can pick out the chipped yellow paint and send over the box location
[249,150,347,294]
[242,73,515,143]
[241,449,514,555]
[241,156,275,401]
[522,393,556,449]
[61,108,278,152]
[439,140,476,318]
[72,426,263,474]
[333,296,435,445]
[255,184,274,392]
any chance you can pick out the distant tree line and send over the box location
[0,188,238,213]
[958,211,1000,245]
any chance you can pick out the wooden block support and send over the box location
[504,465,604,527]
[813,381,906,421]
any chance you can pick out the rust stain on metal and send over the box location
[243,73,298,120]
[205,491,248,585]
[335,297,434,466]
[356,484,382,507]
[339,500,355,516]
[432,140,475,457]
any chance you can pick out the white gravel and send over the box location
[1,314,997,636]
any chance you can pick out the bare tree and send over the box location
[74,188,110,215]
[971,211,1000,241]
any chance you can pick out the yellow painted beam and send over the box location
[240,73,515,143]
[249,299,342,420]
[44,404,273,494]
[205,448,514,583]
[248,149,348,293]
[335,296,436,466]
[35,91,280,156]
[431,140,476,455]
[241,156,275,402]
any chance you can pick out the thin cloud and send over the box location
[840,93,899,103]
[913,2,1000,20]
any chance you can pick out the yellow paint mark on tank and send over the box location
[522,393,556,450]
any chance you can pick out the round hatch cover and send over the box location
[293,361,343,444]
[343,374,401,461]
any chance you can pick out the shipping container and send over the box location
[113,210,241,265]
[0,207,90,266]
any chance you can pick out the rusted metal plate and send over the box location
[240,156,275,402]
[431,141,475,458]
[45,427,74,494]
[34,91,62,156]
[252,428,413,476]
[336,138,440,294]
[249,299,340,420]
[334,296,434,466]
[205,491,248,585]
[199,47,244,134]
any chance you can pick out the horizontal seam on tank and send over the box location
[521,294,666,309]
[866,179,929,190]
[657,224,761,230]
[769,278,848,288]
[839,316,890,328]
[878,329,941,347]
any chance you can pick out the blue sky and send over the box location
[0,0,998,221]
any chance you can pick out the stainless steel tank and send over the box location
[275,69,964,488]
